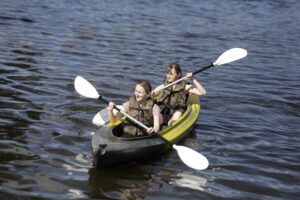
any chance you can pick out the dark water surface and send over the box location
[1,0,299,199]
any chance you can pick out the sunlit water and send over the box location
[1,0,299,199]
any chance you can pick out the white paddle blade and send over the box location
[213,48,247,66]
[92,111,107,126]
[92,105,123,126]
[173,144,209,170]
[74,76,99,99]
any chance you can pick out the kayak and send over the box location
[91,94,200,169]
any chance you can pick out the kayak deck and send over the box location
[159,94,200,143]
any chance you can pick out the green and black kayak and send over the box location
[76,49,248,170]
[91,94,200,170]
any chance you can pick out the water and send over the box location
[1,0,299,199]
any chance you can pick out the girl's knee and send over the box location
[173,111,182,119]
[168,111,182,126]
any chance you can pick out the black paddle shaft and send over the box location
[98,95,121,112]
[192,63,214,76]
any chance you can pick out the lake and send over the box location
[0,0,299,199]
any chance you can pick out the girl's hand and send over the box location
[108,102,115,111]
[186,72,194,80]
[150,90,156,97]
[146,127,155,135]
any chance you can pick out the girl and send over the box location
[153,63,206,126]
[108,81,162,136]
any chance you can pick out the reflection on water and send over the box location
[169,172,207,191]
[66,189,86,199]
[88,167,156,199]
[88,164,207,199]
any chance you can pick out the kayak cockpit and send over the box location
[110,124,156,141]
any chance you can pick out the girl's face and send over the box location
[166,68,181,83]
[135,84,149,102]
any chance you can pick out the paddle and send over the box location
[92,48,247,126]
[153,48,247,93]
[74,76,209,170]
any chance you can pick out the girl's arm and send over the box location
[108,101,128,123]
[185,73,206,96]
[150,104,161,133]
[151,84,164,97]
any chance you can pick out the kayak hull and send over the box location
[92,127,168,169]
[91,94,200,170]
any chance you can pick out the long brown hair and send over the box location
[164,63,182,82]
[137,81,152,94]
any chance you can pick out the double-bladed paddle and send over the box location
[74,76,209,170]
[92,48,247,126]
[153,48,247,93]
